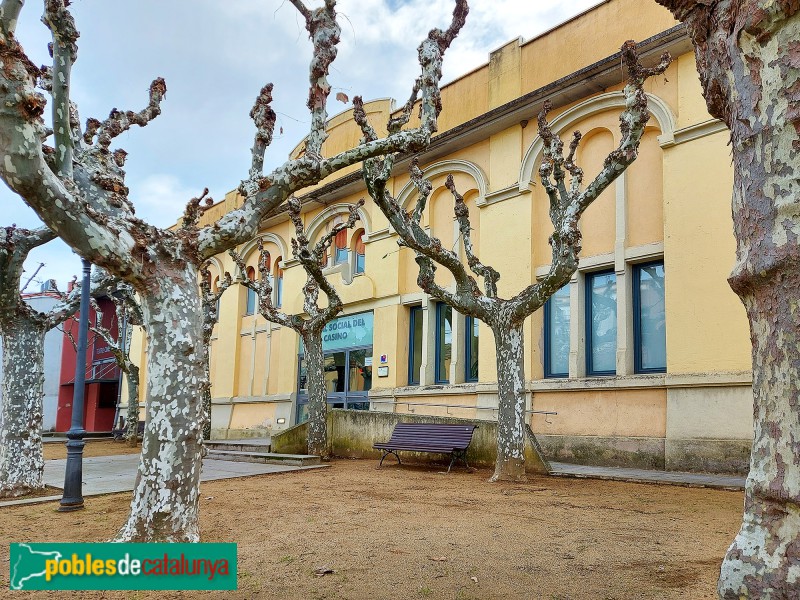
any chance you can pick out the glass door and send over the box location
[346,348,372,410]
[296,346,373,423]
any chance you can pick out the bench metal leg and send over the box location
[378,449,401,468]
[447,450,470,473]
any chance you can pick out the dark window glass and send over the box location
[435,303,452,384]
[348,348,372,392]
[245,266,257,315]
[635,262,666,373]
[586,271,617,375]
[323,352,346,393]
[409,306,423,385]
[544,284,570,377]
[465,316,479,382]
[354,232,366,274]
[276,262,284,308]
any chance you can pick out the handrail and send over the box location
[367,398,557,417]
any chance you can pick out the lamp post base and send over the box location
[56,500,85,512]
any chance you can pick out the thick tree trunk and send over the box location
[114,269,205,542]
[719,88,800,598]
[201,357,212,442]
[124,363,140,448]
[490,322,527,482]
[303,329,329,459]
[720,272,800,598]
[0,319,47,497]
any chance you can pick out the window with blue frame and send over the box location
[275,262,284,308]
[465,315,479,382]
[333,229,348,265]
[634,261,666,373]
[245,266,257,315]
[586,271,617,376]
[408,305,423,385]
[435,303,452,384]
[354,231,365,274]
[544,284,570,377]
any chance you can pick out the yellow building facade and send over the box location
[132,0,754,473]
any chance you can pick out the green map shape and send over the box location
[9,544,63,590]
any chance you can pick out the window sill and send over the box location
[529,374,666,391]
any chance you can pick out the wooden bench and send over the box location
[373,423,478,473]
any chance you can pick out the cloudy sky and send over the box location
[1,0,600,289]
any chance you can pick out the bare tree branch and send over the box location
[409,158,432,225]
[181,188,215,232]
[447,175,499,298]
[197,0,468,259]
[509,41,671,322]
[229,246,296,330]
[84,78,167,151]
[294,0,339,159]
[0,0,24,35]
[359,152,485,318]
[248,84,276,181]
[42,0,78,179]
[362,40,669,482]
[287,196,359,322]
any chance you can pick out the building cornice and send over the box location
[254,25,693,228]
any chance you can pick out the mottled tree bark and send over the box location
[88,284,143,448]
[0,321,47,497]
[0,225,80,498]
[114,268,204,542]
[301,328,327,458]
[124,363,140,448]
[199,259,231,442]
[358,43,669,481]
[231,199,361,459]
[653,3,800,597]
[491,322,526,482]
[0,0,465,540]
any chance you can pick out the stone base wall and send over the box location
[538,434,751,474]
[272,409,550,474]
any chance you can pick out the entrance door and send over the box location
[297,346,372,423]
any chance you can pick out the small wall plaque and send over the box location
[377,366,389,377]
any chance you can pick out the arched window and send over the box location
[333,229,348,265]
[353,230,366,274]
[275,258,284,308]
[245,266,257,315]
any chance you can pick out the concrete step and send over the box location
[205,440,272,454]
[206,450,321,467]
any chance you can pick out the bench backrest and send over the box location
[387,423,477,450]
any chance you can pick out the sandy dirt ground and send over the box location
[42,439,141,461]
[0,459,743,599]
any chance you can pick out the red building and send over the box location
[56,295,121,432]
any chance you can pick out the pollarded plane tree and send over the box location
[652,2,800,598]
[0,0,467,540]
[0,225,81,497]
[86,278,143,447]
[198,249,232,442]
[358,41,670,482]
[231,198,361,459]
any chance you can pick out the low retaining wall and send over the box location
[272,409,550,474]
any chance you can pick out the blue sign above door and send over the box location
[299,311,374,354]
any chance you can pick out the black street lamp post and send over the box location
[58,257,91,512]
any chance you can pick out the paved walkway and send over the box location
[549,461,746,490]
[0,454,326,508]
